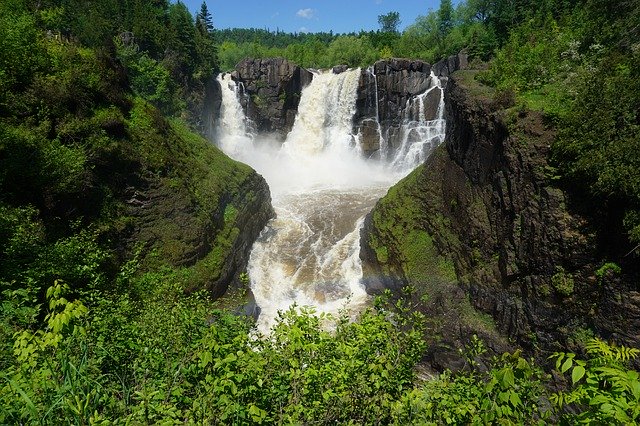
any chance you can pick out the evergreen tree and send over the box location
[166,1,197,78]
[437,0,454,37]
[196,1,213,35]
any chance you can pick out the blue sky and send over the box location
[180,0,447,34]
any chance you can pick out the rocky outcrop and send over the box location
[353,59,432,157]
[121,104,274,298]
[432,52,469,82]
[354,55,467,157]
[229,58,313,139]
[202,74,222,141]
[361,69,640,369]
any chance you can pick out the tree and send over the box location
[437,0,454,37]
[378,11,401,33]
[166,1,197,77]
[195,1,213,35]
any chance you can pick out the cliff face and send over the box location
[229,58,313,139]
[354,59,432,156]
[361,70,640,367]
[121,110,274,297]
[219,56,463,156]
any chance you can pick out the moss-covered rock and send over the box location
[0,38,273,299]
[361,69,640,369]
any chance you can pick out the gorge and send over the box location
[211,55,640,367]
[5,1,640,421]
[214,59,448,333]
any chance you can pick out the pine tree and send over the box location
[196,1,213,35]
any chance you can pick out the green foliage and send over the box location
[596,262,622,283]
[116,40,179,113]
[552,49,640,244]
[0,9,45,108]
[2,271,639,424]
[325,35,378,68]
[551,266,575,297]
[378,11,401,33]
[393,350,549,424]
[551,338,640,424]
[476,0,640,249]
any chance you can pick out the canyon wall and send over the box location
[360,70,640,368]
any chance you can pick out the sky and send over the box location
[180,0,448,34]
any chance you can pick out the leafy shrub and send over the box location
[551,266,575,297]
[551,338,640,424]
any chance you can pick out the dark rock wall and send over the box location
[354,59,432,156]
[205,170,274,297]
[361,70,640,367]
[229,58,313,139]
[354,55,467,157]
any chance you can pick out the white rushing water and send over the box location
[391,72,445,170]
[216,68,445,334]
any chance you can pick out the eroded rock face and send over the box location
[354,55,467,157]
[230,58,313,139]
[354,59,432,156]
[127,167,273,298]
[361,69,640,369]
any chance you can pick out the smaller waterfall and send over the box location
[390,72,446,171]
[216,73,254,156]
[367,66,388,160]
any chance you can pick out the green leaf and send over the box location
[510,392,522,407]
[561,357,573,373]
[572,365,585,384]
[502,369,515,388]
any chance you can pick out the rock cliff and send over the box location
[219,56,465,157]
[361,70,640,368]
[118,104,274,297]
[354,59,432,156]
[229,58,313,139]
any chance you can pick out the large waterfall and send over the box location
[216,68,445,334]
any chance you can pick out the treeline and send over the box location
[213,0,583,70]
[6,0,219,118]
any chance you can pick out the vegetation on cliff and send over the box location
[0,2,270,421]
[478,0,640,251]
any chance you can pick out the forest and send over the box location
[1,0,639,423]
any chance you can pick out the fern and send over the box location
[551,338,640,424]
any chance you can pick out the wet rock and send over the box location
[332,64,349,74]
[230,58,313,140]
[353,56,466,158]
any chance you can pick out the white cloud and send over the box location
[296,8,315,19]
[298,26,310,33]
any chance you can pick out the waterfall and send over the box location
[283,68,361,157]
[216,73,254,156]
[365,66,387,160]
[215,67,446,334]
[390,72,446,171]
